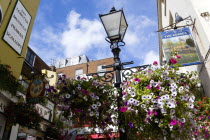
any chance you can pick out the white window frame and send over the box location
[75,69,83,79]
[97,65,106,76]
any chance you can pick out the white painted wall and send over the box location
[158,0,210,97]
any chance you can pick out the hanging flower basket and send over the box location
[5,103,42,129]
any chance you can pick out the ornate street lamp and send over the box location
[88,7,149,140]
[99,7,128,44]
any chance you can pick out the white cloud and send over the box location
[60,10,108,58]
[143,50,159,65]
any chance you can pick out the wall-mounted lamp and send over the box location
[201,12,210,17]
[200,12,210,21]
[175,12,184,23]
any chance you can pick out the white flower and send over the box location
[147,95,152,99]
[161,108,167,114]
[134,81,139,84]
[90,93,95,98]
[92,104,97,110]
[180,96,185,101]
[188,103,194,108]
[97,102,101,106]
[181,118,186,123]
[170,109,175,115]
[128,98,134,104]
[130,92,136,97]
[150,92,154,96]
[96,96,99,100]
[83,96,88,101]
[171,92,177,96]
[73,90,75,94]
[96,112,99,116]
[141,104,146,108]
[77,87,81,90]
[151,99,157,103]
[178,86,184,92]
[65,94,71,98]
[90,111,94,116]
[165,94,169,99]
[150,80,154,84]
[142,95,146,100]
[153,82,158,87]
[155,118,159,123]
[167,103,175,108]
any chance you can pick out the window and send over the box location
[25,49,36,66]
[169,11,174,25]
[75,69,83,79]
[97,65,106,76]
[0,6,2,25]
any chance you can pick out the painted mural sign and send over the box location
[3,0,31,54]
[26,77,46,103]
[160,27,200,66]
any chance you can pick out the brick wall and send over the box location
[56,57,114,79]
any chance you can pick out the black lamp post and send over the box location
[87,7,149,140]
[99,7,129,140]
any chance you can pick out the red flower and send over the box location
[176,55,181,59]
[153,61,158,66]
[169,59,177,64]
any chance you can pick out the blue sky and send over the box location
[29,0,159,67]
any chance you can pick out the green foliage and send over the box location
[0,64,21,95]
[5,103,42,129]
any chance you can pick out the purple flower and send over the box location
[82,90,89,95]
[208,116,210,119]
[122,91,127,95]
[170,119,177,125]
[133,78,140,82]
[119,106,128,112]
[128,122,134,128]
[146,84,151,89]
[147,110,152,116]
[156,86,161,90]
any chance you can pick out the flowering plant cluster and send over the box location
[121,55,209,139]
[0,64,23,95]
[46,76,118,132]
[5,103,41,129]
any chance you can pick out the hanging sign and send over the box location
[160,27,200,66]
[3,0,31,54]
[26,77,45,103]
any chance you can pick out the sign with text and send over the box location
[160,27,200,66]
[3,0,31,54]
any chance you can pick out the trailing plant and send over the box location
[5,103,42,129]
[46,76,118,133]
[0,64,21,95]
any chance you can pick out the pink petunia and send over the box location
[170,119,177,125]
[153,61,158,66]
[146,84,152,89]
[169,59,177,64]
[176,55,181,59]
[119,106,128,112]
[133,78,140,82]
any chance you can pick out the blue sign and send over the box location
[160,27,200,66]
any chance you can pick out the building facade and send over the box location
[56,56,114,80]
[0,0,40,79]
[0,0,40,139]
[157,0,210,97]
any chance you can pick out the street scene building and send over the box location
[56,56,114,80]
[0,0,40,139]
[157,0,210,97]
